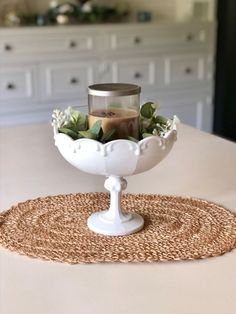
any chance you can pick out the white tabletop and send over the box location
[0,123,236,314]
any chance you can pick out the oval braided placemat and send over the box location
[0,193,236,264]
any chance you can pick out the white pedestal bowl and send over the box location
[54,129,177,236]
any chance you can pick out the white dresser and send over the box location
[0,21,215,130]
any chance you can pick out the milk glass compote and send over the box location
[53,84,177,236]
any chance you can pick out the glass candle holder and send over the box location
[88,83,141,140]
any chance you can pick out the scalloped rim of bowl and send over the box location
[53,126,177,148]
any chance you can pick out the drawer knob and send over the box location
[6,83,16,90]
[4,44,13,51]
[185,67,193,74]
[186,34,194,42]
[134,37,142,44]
[134,72,142,79]
[70,78,79,84]
[69,41,77,48]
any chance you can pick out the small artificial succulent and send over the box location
[52,106,115,143]
[52,102,179,143]
[133,102,179,141]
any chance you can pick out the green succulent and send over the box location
[138,102,177,140]
[52,108,115,143]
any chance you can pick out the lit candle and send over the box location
[88,83,141,140]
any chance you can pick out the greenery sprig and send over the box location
[52,107,115,143]
[52,103,179,143]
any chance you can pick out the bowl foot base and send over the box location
[87,211,144,236]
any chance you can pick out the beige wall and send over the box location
[0,0,215,20]
[175,0,215,21]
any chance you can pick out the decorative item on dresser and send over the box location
[0,21,215,131]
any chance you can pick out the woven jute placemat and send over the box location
[0,193,236,264]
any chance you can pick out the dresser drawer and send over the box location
[0,34,93,55]
[113,59,156,86]
[110,31,156,50]
[110,23,211,51]
[0,65,36,100]
[164,54,206,87]
[42,62,94,99]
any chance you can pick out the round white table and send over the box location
[0,123,236,314]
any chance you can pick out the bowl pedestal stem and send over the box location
[87,176,144,236]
